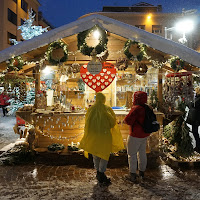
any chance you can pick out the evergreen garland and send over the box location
[46,40,68,65]
[48,143,65,151]
[124,40,146,61]
[7,56,24,71]
[77,25,108,56]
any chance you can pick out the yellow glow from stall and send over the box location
[147,14,152,20]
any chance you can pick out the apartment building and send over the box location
[80,2,200,51]
[0,0,53,51]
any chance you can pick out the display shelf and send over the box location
[117,78,134,81]
[64,90,84,92]
[116,91,133,93]
[67,78,81,82]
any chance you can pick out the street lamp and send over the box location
[165,19,194,44]
[175,19,194,44]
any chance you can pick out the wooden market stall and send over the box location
[1,14,200,154]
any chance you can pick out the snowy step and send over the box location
[0,143,16,152]
[0,138,26,153]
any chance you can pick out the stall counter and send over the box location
[16,110,164,153]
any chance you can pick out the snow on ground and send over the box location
[0,113,19,149]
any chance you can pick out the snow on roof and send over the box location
[0,14,200,67]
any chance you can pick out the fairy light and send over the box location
[93,30,100,39]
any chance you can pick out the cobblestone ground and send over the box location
[1,116,200,200]
[0,152,200,200]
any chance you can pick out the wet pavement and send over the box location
[1,115,200,199]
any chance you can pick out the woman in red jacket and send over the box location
[124,91,149,182]
[0,91,10,117]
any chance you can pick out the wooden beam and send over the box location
[157,68,163,106]
[34,64,40,109]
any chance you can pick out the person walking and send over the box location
[124,91,150,182]
[187,87,200,153]
[79,92,124,184]
[0,91,10,117]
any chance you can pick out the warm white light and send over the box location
[147,14,151,20]
[60,75,68,82]
[42,66,51,75]
[175,19,194,33]
[93,30,100,39]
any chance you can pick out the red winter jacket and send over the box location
[0,93,10,106]
[124,91,150,138]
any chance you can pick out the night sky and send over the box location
[39,0,200,28]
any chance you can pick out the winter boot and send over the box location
[125,172,138,182]
[130,173,138,182]
[139,171,145,179]
[96,171,111,184]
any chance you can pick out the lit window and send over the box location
[135,25,145,30]
[152,25,162,34]
[8,8,17,26]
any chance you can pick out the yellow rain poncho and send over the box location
[79,93,124,161]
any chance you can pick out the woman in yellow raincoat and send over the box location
[79,92,124,184]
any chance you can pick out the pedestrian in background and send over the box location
[186,87,200,153]
[79,92,124,184]
[124,91,149,182]
[0,91,10,117]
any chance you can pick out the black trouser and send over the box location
[192,124,200,151]
[0,105,7,116]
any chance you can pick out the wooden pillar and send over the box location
[157,67,163,106]
[34,64,40,108]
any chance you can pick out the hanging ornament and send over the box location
[71,57,81,73]
[80,62,116,92]
[87,49,102,75]
[135,63,148,75]
[115,58,128,71]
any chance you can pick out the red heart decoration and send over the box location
[80,62,116,92]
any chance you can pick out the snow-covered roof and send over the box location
[0,14,200,67]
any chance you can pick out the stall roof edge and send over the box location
[0,14,200,67]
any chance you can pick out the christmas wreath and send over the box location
[124,40,146,61]
[46,40,68,65]
[77,25,108,56]
[7,56,24,71]
[170,57,185,72]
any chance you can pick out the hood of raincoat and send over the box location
[133,91,147,105]
[95,92,106,104]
